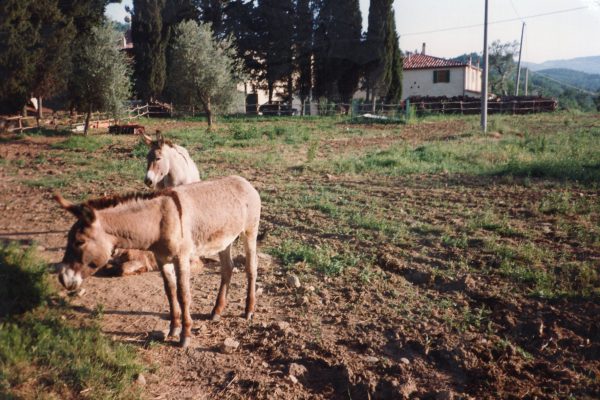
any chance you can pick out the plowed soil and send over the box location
[0,116,598,399]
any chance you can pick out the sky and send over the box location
[106,0,600,63]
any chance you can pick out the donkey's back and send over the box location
[175,176,261,256]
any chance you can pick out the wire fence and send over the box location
[315,97,558,120]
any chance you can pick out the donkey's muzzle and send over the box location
[57,265,83,291]
[144,177,153,187]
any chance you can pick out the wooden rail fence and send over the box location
[0,104,153,134]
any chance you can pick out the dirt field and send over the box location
[0,113,598,399]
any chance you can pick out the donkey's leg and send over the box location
[211,244,234,321]
[159,262,181,339]
[173,254,193,348]
[242,227,259,320]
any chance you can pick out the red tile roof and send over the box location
[403,53,468,70]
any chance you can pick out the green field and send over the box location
[1,111,598,398]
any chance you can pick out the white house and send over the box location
[402,45,482,100]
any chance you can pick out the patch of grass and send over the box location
[0,243,51,317]
[323,126,600,184]
[441,233,469,249]
[51,135,113,152]
[230,124,261,141]
[23,176,69,189]
[0,243,143,399]
[269,240,360,276]
[131,140,148,159]
[467,210,524,237]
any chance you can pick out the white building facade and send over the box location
[402,51,482,100]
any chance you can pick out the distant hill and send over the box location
[534,69,600,93]
[524,56,600,75]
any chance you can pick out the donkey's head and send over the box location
[142,130,170,188]
[54,194,114,291]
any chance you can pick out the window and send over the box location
[433,70,450,83]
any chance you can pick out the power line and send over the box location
[508,0,523,22]
[400,6,589,37]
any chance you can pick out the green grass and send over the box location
[0,243,143,399]
[269,239,361,276]
[51,135,113,152]
[323,126,600,184]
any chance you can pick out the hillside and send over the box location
[535,68,600,93]
[525,55,600,75]
[528,71,598,111]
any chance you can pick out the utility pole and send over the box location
[524,68,529,96]
[515,22,526,96]
[481,0,489,132]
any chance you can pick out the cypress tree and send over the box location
[385,9,402,103]
[197,0,224,36]
[314,0,362,103]
[223,1,262,81]
[0,0,38,114]
[131,0,168,102]
[365,0,393,105]
[0,0,75,115]
[256,0,295,103]
[295,0,313,114]
[30,0,75,114]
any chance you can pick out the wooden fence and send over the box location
[0,104,152,134]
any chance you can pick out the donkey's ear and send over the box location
[54,193,74,211]
[141,133,153,146]
[155,130,164,146]
[53,193,96,223]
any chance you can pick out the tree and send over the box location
[256,0,295,103]
[385,9,402,103]
[295,0,313,114]
[0,0,74,115]
[70,23,132,135]
[166,20,243,127]
[131,0,168,102]
[364,0,394,105]
[197,0,225,36]
[0,0,38,114]
[488,40,518,96]
[222,0,262,81]
[314,0,362,103]
[30,0,75,118]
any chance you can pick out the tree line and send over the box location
[132,0,403,111]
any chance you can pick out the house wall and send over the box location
[402,68,466,100]
[464,65,482,96]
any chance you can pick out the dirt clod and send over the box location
[286,274,301,288]
[221,337,240,354]
[288,363,308,378]
[134,373,146,386]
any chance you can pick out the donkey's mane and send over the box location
[84,189,183,228]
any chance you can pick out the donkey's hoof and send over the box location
[167,327,181,340]
[210,313,221,322]
[179,336,190,348]
[244,311,254,320]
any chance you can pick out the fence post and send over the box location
[18,117,23,133]
[405,99,411,122]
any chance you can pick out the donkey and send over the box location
[110,131,202,276]
[142,130,200,189]
[55,175,261,348]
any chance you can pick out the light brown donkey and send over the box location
[54,176,261,348]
